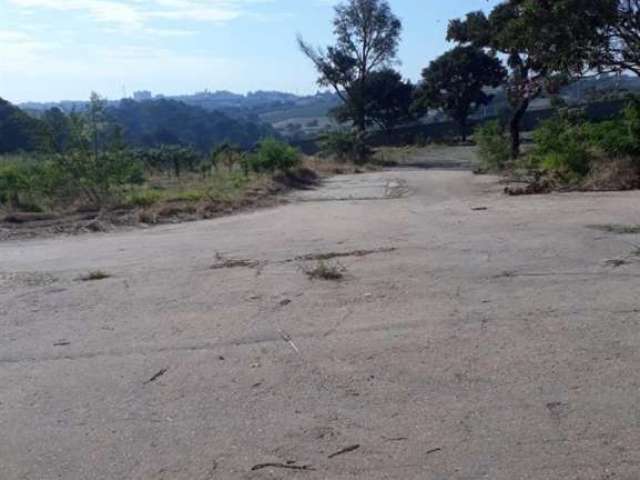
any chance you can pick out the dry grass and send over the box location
[302,260,346,281]
[581,157,640,191]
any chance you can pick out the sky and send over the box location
[0,0,502,103]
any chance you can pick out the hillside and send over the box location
[0,98,51,153]
[108,98,275,151]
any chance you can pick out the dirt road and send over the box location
[2,168,640,479]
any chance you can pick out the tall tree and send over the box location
[415,46,506,141]
[365,69,416,134]
[298,0,402,135]
[332,68,415,134]
[448,0,609,158]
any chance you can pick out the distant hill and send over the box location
[0,97,51,153]
[108,98,275,151]
[0,97,276,154]
[20,90,343,135]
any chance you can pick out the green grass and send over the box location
[126,189,164,207]
[124,171,254,208]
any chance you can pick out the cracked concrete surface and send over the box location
[1,169,640,479]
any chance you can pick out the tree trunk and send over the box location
[460,118,467,142]
[509,99,529,160]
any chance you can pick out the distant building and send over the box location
[133,90,152,101]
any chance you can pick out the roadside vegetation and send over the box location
[477,98,640,191]
[0,94,317,225]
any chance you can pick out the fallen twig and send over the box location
[251,462,315,472]
[145,368,168,384]
[328,444,360,459]
[279,330,300,354]
[426,448,442,455]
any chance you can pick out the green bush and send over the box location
[581,99,640,158]
[474,121,510,171]
[531,113,590,177]
[320,131,372,164]
[582,120,634,157]
[249,138,300,173]
[0,162,29,209]
[126,189,164,208]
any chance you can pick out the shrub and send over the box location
[249,138,300,173]
[582,99,640,158]
[0,162,29,209]
[474,121,510,171]
[127,189,164,208]
[320,131,372,164]
[531,113,590,178]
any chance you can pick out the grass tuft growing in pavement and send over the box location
[78,270,111,282]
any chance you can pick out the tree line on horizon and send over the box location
[0,95,276,155]
[299,0,640,159]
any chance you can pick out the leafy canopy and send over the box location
[416,46,506,140]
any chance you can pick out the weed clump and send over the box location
[302,260,346,281]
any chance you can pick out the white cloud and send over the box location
[7,0,275,30]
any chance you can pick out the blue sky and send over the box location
[0,0,501,103]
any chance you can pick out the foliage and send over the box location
[211,143,244,173]
[249,138,301,173]
[416,46,506,141]
[0,98,52,153]
[1,94,145,211]
[448,1,610,158]
[531,113,591,178]
[590,1,640,76]
[474,121,511,171]
[298,0,402,133]
[107,98,274,152]
[319,130,372,164]
[582,97,640,156]
[362,69,415,133]
[517,96,640,181]
[42,107,72,153]
[132,145,202,177]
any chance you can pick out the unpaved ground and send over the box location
[2,166,640,479]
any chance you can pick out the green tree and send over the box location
[591,1,640,76]
[364,69,416,134]
[448,0,609,158]
[298,0,402,135]
[415,46,506,141]
[42,107,72,153]
[331,68,415,134]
